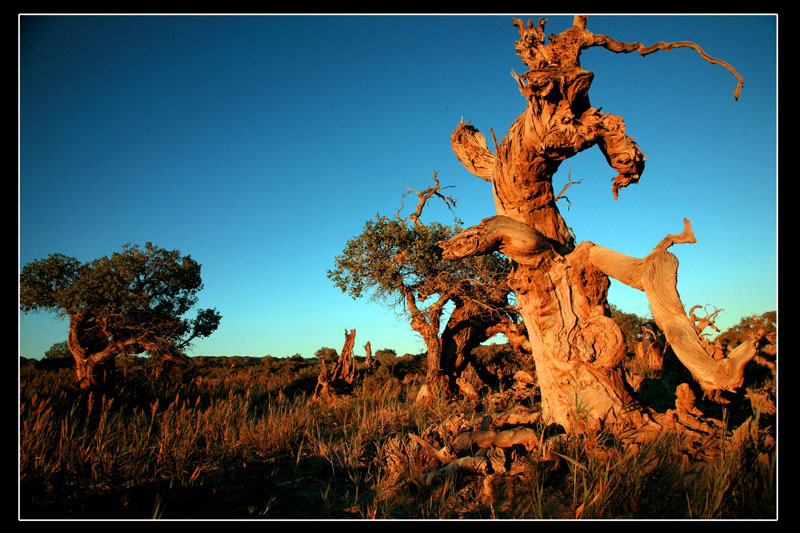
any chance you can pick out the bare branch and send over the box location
[397,170,459,228]
[584,219,756,392]
[554,168,583,210]
[688,304,724,337]
[489,127,501,154]
[654,217,697,252]
[590,33,744,100]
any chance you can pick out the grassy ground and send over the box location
[18,350,776,520]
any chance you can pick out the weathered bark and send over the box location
[442,16,748,432]
[403,286,448,392]
[364,341,376,369]
[73,355,116,391]
[314,328,358,398]
[439,290,528,390]
[441,216,640,430]
[67,311,118,391]
[585,220,757,393]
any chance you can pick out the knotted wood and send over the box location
[444,16,747,432]
[314,329,357,398]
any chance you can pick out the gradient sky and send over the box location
[19,14,778,359]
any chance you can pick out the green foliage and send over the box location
[314,347,338,362]
[19,253,82,315]
[44,341,71,360]
[20,242,222,360]
[374,348,397,366]
[327,215,510,308]
[327,216,454,304]
[717,311,776,348]
[609,304,656,349]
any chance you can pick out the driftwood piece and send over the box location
[456,376,480,400]
[412,456,491,487]
[408,423,541,488]
[452,427,541,454]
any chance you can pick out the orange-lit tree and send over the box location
[20,243,221,392]
[441,16,758,433]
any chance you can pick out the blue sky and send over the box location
[19,14,777,359]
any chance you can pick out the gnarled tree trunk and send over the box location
[441,16,754,432]
[67,311,117,391]
[440,293,528,390]
[314,328,358,398]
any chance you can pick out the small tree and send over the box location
[43,340,71,361]
[717,311,776,350]
[328,175,520,393]
[374,348,397,368]
[20,242,221,392]
[314,346,339,363]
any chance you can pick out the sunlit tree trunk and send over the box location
[67,312,117,391]
[442,16,753,432]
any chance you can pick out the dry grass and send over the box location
[19,353,776,519]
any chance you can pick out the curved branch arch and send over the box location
[585,219,757,392]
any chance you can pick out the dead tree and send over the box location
[364,341,377,369]
[441,16,756,433]
[688,304,726,359]
[314,329,357,398]
[634,325,665,372]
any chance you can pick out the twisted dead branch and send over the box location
[586,219,758,393]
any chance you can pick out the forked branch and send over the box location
[554,168,583,210]
[396,170,459,228]
[688,304,724,337]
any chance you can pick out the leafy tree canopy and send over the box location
[43,341,71,360]
[610,304,657,346]
[327,215,511,310]
[20,242,221,361]
[717,311,776,348]
[315,347,338,361]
